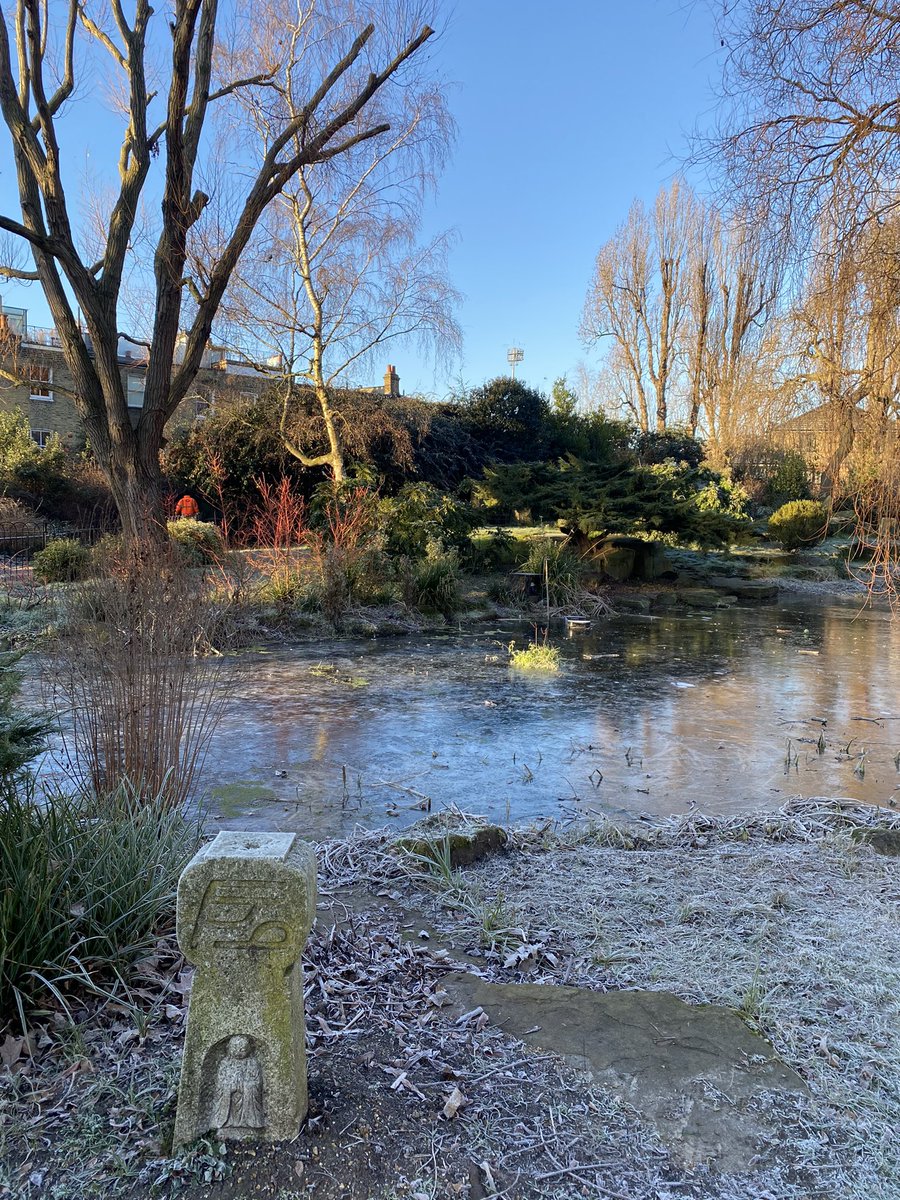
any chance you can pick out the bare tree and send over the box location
[712,1,900,236]
[224,74,459,484]
[688,209,782,453]
[0,0,437,541]
[581,180,695,432]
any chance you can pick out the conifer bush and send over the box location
[768,500,828,550]
[31,537,91,583]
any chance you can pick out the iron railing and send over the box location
[0,522,107,577]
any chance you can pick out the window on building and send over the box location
[28,363,53,401]
[126,374,145,408]
[30,429,52,449]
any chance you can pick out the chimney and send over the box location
[383,364,400,397]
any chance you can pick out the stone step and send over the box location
[707,577,779,601]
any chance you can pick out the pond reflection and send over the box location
[188,596,899,838]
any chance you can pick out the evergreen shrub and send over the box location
[768,500,828,550]
[379,482,477,558]
[32,537,91,583]
[167,518,224,563]
[766,451,811,508]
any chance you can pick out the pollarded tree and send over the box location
[581,180,697,433]
[685,207,782,454]
[0,0,436,542]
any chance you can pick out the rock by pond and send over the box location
[590,535,669,582]
[395,822,507,867]
[852,826,900,856]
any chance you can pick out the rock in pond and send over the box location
[708,577,779,602]
[615,594,652,614]
[677,587,738,608]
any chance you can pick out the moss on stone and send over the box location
[396,824,508,868]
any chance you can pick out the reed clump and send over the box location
[507,635,561,672]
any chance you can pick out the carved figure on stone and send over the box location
[210,1036,265,1137]
[173,832,316,1146]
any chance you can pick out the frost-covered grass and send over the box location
[444,800,900,1200]
[315,799,900,1197]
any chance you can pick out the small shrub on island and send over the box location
[768,500,828,550]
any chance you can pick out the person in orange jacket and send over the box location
[174,494,200,519]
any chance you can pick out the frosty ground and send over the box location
[2,797,898,1200]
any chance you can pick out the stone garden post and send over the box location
[173,832,316,1146]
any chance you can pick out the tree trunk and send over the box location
[84,412,168,545]
[107,464,167,545]
[821,408,856,499]
[316,384,346,485]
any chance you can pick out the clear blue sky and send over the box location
[0,1,723,400]
[413,0,723,398]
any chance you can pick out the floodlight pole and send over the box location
[507,346,524,380]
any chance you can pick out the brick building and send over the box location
[0,303,272,448]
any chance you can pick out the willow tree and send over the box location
[0,0,435,541]
[711,0,900,597]
[713,0,900,236]
[793,220,900,498]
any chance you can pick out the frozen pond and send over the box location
[186,596,899,838]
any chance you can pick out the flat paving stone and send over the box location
[444,973,806,1172]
